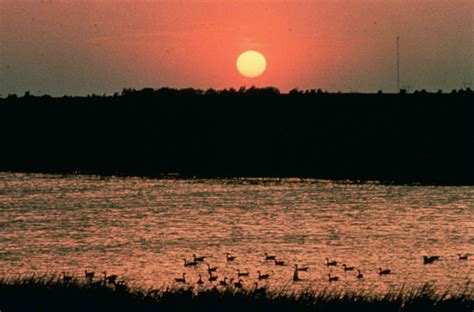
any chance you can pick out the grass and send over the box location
[0,275,472,312]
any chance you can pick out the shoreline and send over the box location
[1,275,472,312]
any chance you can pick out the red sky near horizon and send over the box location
[0,0,472,96]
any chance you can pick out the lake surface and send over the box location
[0,172,472,293]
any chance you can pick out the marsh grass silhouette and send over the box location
[0,87,472,185]
[0,275,472,312]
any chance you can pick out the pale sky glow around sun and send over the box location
[0,0,472,96]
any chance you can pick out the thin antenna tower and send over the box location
[397,36,400,92]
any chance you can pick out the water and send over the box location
[0,172,472,293]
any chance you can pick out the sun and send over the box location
[236,50,267,78]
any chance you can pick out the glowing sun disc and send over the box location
[236,51,267,78]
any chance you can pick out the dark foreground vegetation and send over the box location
[1,87,472,185]
[0,276,472,312]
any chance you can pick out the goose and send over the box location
[103,272,118,284]
[356,269,363,279]
[84,270,95,280]
[225,253,236,262]
[219,277,228,286]
[175,273,186,283]
[293,269,300,282]
[193,254,207,262]
[61,272,73,283]
[459,254,469,261]
[328,274,339,282]
[379,268,391,275]
[294,264,309,272]
[254,282,267,295]
[196,274,204,285]
[423,256,440,264]
[208,273,218,282]
[326,258,337,266]
[234,279,243,288]
[274,259,285,265]
[264,253,276,261]
[342,264,354,271]
[237,269,250,277]
[274,259,285,266]
[183,258,198,267]
[207,263,218,273]
[257,271,270,280]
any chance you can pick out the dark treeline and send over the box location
[0,87,473,185]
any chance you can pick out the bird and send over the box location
[342,264,354,271]
[175,273,186,283]
[328,274,339,282]
[219,277,228,286]
[225,253,236,262]
[183,258,198,267]
[193,254,206,262]
[326,258,337,266]
[294,264,309,271]
[237,269,250,277]
[207,263,217,273]
[103,271,118,284]
[254,282,267,295]
[293,269,300,282]
[458,254,469,261]
[84,270,95,280]
[234,279,243,288]
[274,259,285,266]
[208,273,218,282]
[264,253,276,261]
[257,271,270,280]
[196,274,204,285]
[423,256,440,264]
[379,268,391,275]
[356,269,363,279]
[61,272,72,283]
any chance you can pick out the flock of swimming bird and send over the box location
[170,252,470,288]
[60,253,469,290]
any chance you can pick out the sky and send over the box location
[0,0,472,96]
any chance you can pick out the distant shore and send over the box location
[1,275,472,312]
[1,87,472,185]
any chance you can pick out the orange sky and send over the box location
[0,0,472,95]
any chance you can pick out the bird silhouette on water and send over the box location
[379,268,391,275]
[264,253,276,261]
[326,258,337,266]
[196,274,204,285]
[274,259,285,266]
[184,258,198,267]
[257,271,270,280]
[175,273,186,283]
[294,264,309,271]
[193,254,206,262]
[328,274,339,282]
[423,256,440,264]
[225,253,236,262]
